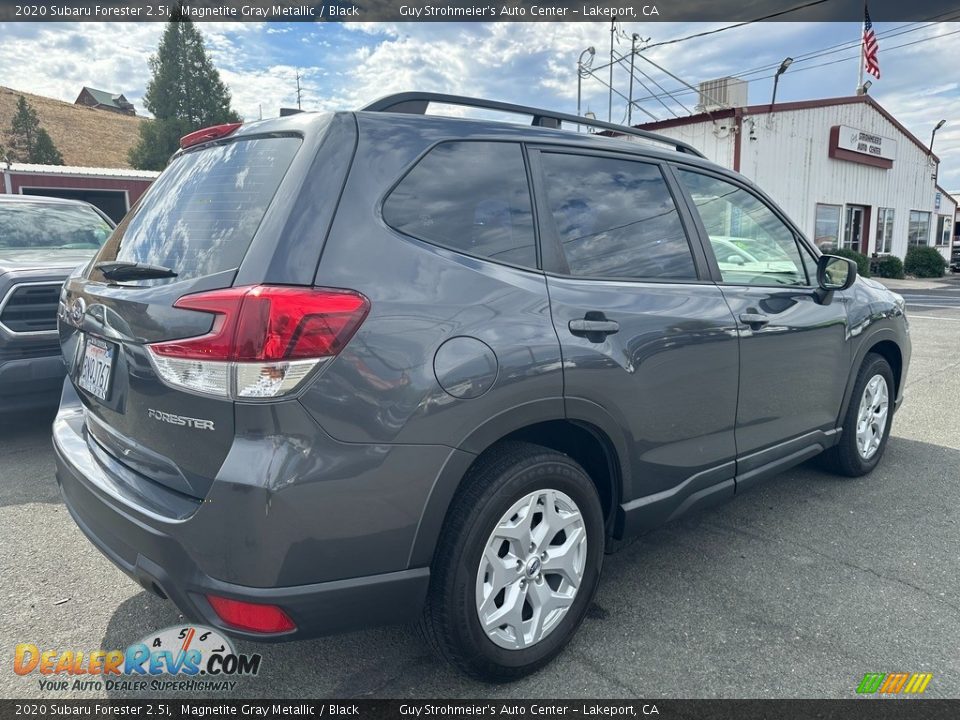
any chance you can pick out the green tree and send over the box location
[129,13,240,170]
[30,129,64,165]
[5,95,64,165]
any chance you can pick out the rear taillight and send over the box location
[148,285,369,400]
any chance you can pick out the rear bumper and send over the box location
[53,400,434,642]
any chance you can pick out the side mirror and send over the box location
[817,255,857,291]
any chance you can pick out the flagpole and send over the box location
[857,5,865,93]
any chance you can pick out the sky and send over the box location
[0,20,958,188]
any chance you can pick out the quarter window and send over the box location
[678,170,808,286]
[908,211,931,246]
[538,153,697,280]
[875,208,894,254]
[383,141,537,269]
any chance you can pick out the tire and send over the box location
[820,353,895,477]
[420,441,605,682]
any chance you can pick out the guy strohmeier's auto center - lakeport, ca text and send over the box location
[15,3,659,19]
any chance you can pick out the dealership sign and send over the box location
[837,126,897,160]
[829,125,896,168]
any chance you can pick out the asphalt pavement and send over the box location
[1,280,958,700]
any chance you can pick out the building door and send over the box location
[843,205,868,253]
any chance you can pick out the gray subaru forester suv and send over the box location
[54,93,910,681]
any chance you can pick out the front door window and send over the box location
[677,169,808,286]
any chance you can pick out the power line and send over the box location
[641,0,832,51]
[583,14,954,124]
[626,20,960,111]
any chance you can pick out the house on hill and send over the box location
[74,86,136,116]
[0,87,157,221]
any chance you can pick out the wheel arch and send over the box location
[407,401,627,569]
[837,329,905,427]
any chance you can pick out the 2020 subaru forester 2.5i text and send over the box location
[54,93,910,681]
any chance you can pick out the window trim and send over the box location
[527,145,711,285]
[378,139,543,274]
[669,162,820,289]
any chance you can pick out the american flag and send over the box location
[863,5,880,79]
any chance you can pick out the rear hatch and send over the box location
[60,129,306,499]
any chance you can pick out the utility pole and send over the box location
[296,72,303,110]
[627,34,638,125]
[608,20,615,122]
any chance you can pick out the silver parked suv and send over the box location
[54,94,910,680]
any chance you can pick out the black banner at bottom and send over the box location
[0,700,958,720]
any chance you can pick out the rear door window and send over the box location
[538,152,697,281]
[383,141,537,269]
[96,136,301,282]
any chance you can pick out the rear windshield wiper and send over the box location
[96,261,178,281]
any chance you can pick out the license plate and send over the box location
[78,336,115,401]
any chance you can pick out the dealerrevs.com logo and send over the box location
[14,625,262,693]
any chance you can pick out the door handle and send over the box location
[569,316,620,342]
[739,312,770,327]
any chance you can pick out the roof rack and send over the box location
[361,92,706,158]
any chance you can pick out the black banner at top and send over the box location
[0,0,958,22]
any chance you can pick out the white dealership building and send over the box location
[637,91,956,263]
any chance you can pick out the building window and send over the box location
[935,215,951,246]
[875,208,894,254]
[908,211,931,247]
[814,204,841,251]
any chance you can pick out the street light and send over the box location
[770,56,793,105]
[576,46,596,131]
[930,119,946,152]
[857,80,872,95]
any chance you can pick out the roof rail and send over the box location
[361,92,706,158]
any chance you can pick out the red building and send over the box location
[1,162,157,223]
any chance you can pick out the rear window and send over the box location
[0,202,112,250]
[98,136,300,282]
[382,141,537,269]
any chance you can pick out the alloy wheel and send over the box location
[855,374,889,460]
[475,488,587,650]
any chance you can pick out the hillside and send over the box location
[0,86,145,169]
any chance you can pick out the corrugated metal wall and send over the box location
[646,102,944,259]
